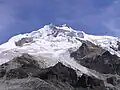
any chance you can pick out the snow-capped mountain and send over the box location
[0,24,119,75]
[0,24,120,72]
[0,24,120,64]
[0,24,120,90]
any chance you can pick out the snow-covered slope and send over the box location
[0,24,120,77]
[84,34,120,57]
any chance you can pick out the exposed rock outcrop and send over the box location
[15,37,33,46]
[71,40,105,59]
[117,41,120,51]
[70,41,120,90]
[0,54,106,90]
[71,45,120,75]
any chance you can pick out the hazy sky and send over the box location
[0,0,120,44]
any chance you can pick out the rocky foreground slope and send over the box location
[0,54,106,90]
[0,24,120,90]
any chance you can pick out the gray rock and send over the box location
[0,54,107,90]
[15,37,33,46]
[0,78,59,90]
[70,40,120,90]
[107,76,117,86]
[117,41,120,51]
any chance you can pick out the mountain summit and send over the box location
[0,24,120,63]
[0,24,120,90]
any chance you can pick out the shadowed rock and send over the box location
[0,78,59,90]
[107,76,117,86]
[75,74,106,90]
[0,54,107,90]
[71,40,105,59]
[70,40,120,90]
[15,37,33,46]
[33,62,77,85]
[71,41,120,75]
[5,68,28,80]
[117,41,120,51]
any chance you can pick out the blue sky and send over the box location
[0,0,120,44]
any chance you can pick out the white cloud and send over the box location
[102,1,120,36]
[104,20,119,31]
[114,0,119,3]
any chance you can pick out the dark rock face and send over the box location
[0,69,6,78]
[117,41,120,51]
[34,62,77,85]
[0,78,58,90]
[70,41,120,90]
[15,37,33,46]
[75,74,106,90]
[12,53,40,68]
[102,74,120,90]
[5,68,28,79]
[71,40,105,59]
[107,76,117,86]
[0,54,106,90]
[71,48,120,75]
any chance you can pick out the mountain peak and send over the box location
[0,24,120,66]
[43,24,73,31]
[61,24,71,27]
